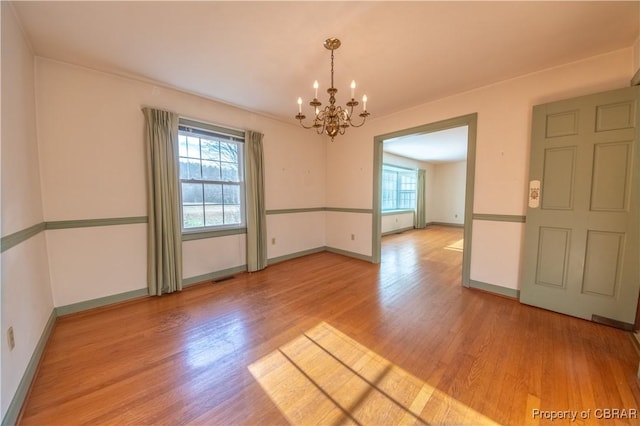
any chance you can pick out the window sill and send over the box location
[381,210,415,216]
[182,227,247,241]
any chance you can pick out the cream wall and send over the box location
[381,212,414,235]
[634,36,640,72]
[1,3,54,418]
[431,161,466,225]
[35,58,326,306]
[326,47,634,290]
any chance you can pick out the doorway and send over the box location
[372,114,477,287]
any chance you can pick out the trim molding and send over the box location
[1,310,56,426]
[372,113,478,289]
[266,207,325,215]
[472,214,526,223]
[182,265,248,287]
[381,210,414,217]
[428,222,464,228]
[266,207,374,215]
[1,218,148,253]
[2,208,380,253]
[182,227,246,241]
[469,279,520,299]
[46,216,147,230]
[324,207,373,214]
[55,288,149,316]
[382,226,414,236]
[0,222,46,253]
[631,68,640,87]
[325,246,373,262]
[268,247,326,265]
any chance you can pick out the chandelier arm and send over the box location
[346,113,369,128]
[298,121,316,130]
[296,115,317,130]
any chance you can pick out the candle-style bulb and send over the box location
[350,80,356,98]
[297,97,302,113]
[313,80,319,98]
[362,94,367,111]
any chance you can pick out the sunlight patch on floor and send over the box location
[248,322,498,425]
[445,238,464,252]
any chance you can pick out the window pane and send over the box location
[382,169,398,210]
[221,162,239,182]
[202,160,221,181]
[220,142,238,163]
[187,159,202,180]
[186,136,200,158]
[182,182,203,204]
[205,204,224,226]
[179,135,188,157]
[179,158,189,179]
[204,184,223,204]
[201,139,220,161]
[223,184,240,204]
[183,204,204,228]
[223,204,242,225]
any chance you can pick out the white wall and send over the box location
[326,47,634,290]
[35,58,326,307]
[1,3,54,418]
[267,212,325,260]
[381,212,414,235]
[431,161,466,225]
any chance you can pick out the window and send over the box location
[381,164,417,211]
[178,119,245,231]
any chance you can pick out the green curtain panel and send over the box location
[245,130,267,272]
[415,169,427,229]
[142,107,183,295]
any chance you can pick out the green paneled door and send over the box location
[521,86,639,327]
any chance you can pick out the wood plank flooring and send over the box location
[19,226,640,425]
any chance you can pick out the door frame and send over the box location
[371,113,478,287]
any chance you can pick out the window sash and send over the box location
[382,164,417,211]
[178,121,245,232]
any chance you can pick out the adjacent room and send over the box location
[2,1,640,425]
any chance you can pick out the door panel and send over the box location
[521,86,639,326]
[581,230,624,297]
[541,147,576,209]
[595,101,635,132]
[535,227,570,288]
[590,141,632,211]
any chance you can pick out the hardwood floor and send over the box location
[19,226,640,425]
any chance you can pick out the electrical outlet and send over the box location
[271,237,276,245]
[351,234,355,241]
[7,327,15,350]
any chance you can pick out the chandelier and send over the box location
[295,38,370,141]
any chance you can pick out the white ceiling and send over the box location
[11,1,640,126]
[384,126,469,163]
